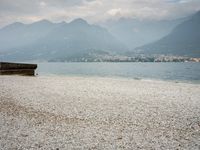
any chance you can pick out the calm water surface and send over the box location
[36,62,200,83]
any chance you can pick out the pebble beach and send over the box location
[0,75,200,149]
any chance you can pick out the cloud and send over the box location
[107,8,122,16]
[165,0,191,3]
[0,0,200,27]
[39,1,47,8]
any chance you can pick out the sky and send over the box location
[0,0,200,27]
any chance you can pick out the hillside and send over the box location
[135,11,200,57]
[102,17,184,49]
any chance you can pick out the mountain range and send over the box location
[0,11,200,61]
[0,18,126,61]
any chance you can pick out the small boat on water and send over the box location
[0,62,37,76]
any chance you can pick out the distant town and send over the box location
[49,54,200,62]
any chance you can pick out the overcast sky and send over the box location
[0,0,200,27]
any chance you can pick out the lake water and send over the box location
[36,62,200,83]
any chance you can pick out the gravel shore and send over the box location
[0,76,200,149]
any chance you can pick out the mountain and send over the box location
[135,11,200,57]
[102,17,185,49]
[0,19,126,61]
[0,19,63,51]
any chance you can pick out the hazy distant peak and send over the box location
[38,19,52,23]
[30,19,53,26]
[70,18,88,25]
[12,22,24,26]
[0,22,25,30]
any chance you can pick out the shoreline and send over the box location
[36,74,200,85]
[0,75,200,149]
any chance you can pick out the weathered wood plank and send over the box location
[0,69,35,76]
[0,62,37,70]
[0,62,37,76]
